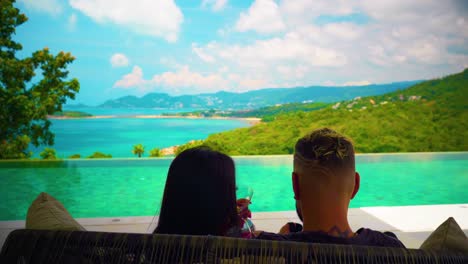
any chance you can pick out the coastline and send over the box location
[47,115,261,156]
[47,115,262,125]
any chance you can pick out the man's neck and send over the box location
[302,222,354,238]
[301,205,354,238]
[324,225,354,238]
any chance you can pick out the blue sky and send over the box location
[14,0,468,105]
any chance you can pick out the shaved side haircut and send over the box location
[294,128,355,171]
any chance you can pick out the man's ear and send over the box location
[292,172,300,200]
[351,172,360,199]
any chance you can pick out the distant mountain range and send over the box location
[98,81,421,110]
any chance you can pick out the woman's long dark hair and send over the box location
[154,146,239,236]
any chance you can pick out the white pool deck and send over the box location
[1,204,467,249]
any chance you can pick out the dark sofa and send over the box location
[1,229,467,263]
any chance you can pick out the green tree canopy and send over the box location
[0,0,80,159]
[68,154,81,159]
[175,140,204,156]
[149,147,162,157]
[39,148,57,160]
[87,152,112,159]
[132,144,145,158]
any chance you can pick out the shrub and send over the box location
[132,144,145,158]
[87,152,112,159]
[40,148,57,160]
[174,140,204,156]
[149,148,163,157]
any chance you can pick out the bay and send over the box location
[32,107,251,158]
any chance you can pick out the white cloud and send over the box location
[277,0,356,28]
[235,0,285,33]
[358,0,448,21]
[194,31,347,68]
[202,0,228,12]
[322,81,336,86]
[69,0,184,42]
[110,53,130,67]
[19,0,63,15]
[280,0,355,17]
[216,0,467,87]
[114,66,145,89]
[405,39,444,64]
[159,57,183,70]
[120,0,468,95]
[192,43,216,63]
[67,13,77,31]
[322,23,362,40]
[218,66,229,73]
[237,78,271,90]
[276,65,309,79]
[113,65,277,94]
[152,66,229,93]
[113,65,229,94]
[353,1,468,68]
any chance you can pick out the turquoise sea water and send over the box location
[0,153,467,221]
[32,107,250,158]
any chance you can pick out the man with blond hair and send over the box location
[256,128,404,247]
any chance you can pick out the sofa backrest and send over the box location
[1,229,467,263]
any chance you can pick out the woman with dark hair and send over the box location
[154,146,241,236]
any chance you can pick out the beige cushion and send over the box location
[420,217,468,254]
[26,192,85,231]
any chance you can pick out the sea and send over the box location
[31,107,251,158]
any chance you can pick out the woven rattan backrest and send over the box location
[1,230,467,264]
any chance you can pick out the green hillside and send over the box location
[227,102,330,121]
[184,69,468,154]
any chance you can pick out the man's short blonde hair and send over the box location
[294,128,355,170]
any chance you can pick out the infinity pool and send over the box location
[0,152,467,221]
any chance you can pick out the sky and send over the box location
[14,0,468,106]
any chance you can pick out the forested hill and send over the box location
[191,69,468,154]
[100,81,418,109]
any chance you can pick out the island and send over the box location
[49,111,93,118]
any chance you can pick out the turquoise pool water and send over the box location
[0,152,467,221]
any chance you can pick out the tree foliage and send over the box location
[132,144,145,158]
[149,147,162,157]
[68,153,81,159]
[175,140,204,156]
[39,147,57,160]
[0,1,80,159]
[87,152,112,159]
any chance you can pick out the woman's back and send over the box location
[154,146,240,236]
